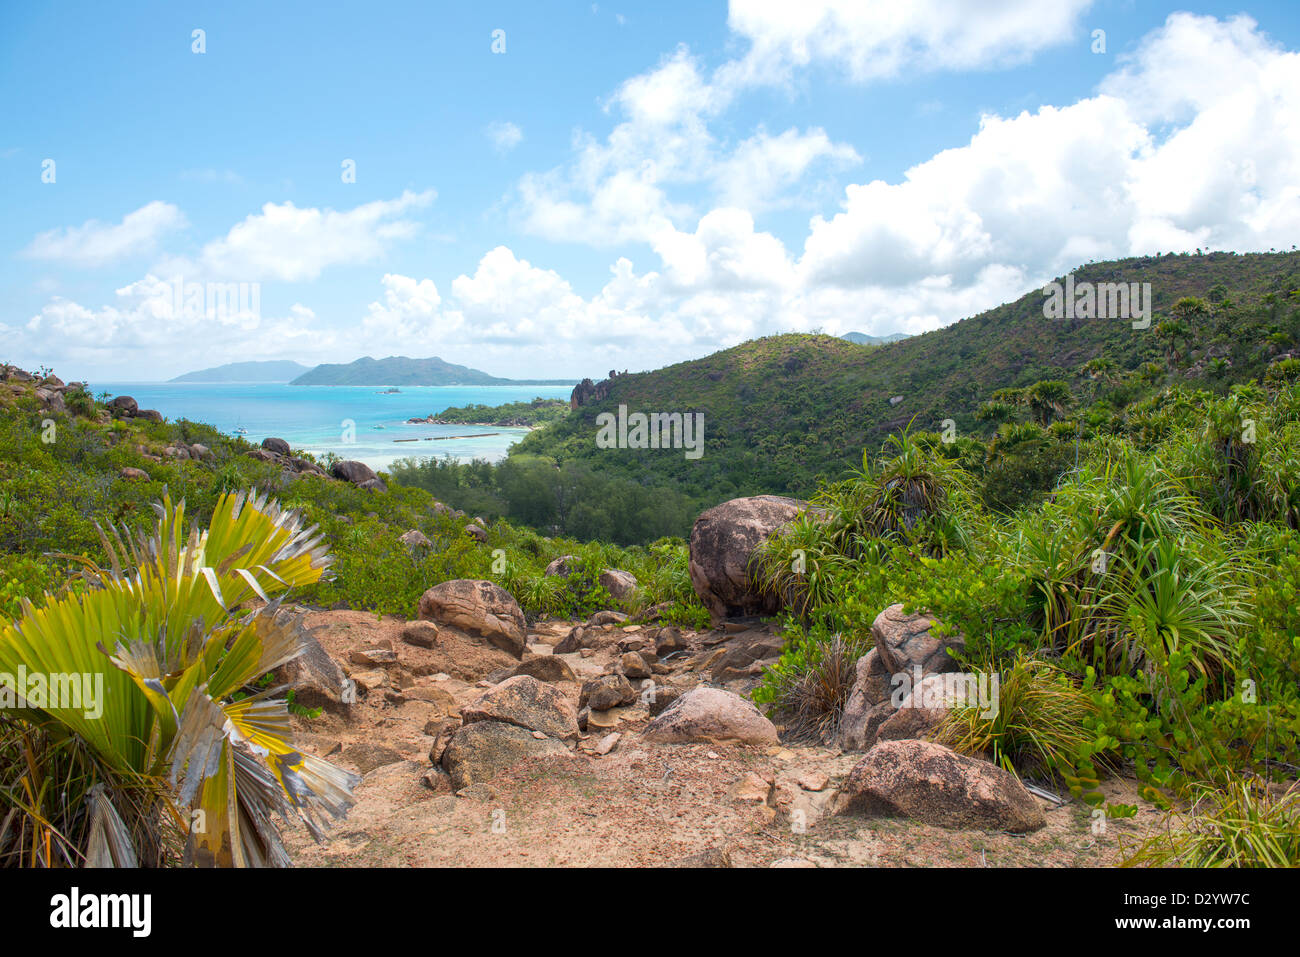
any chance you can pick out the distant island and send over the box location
[169,360,311,383]
[289,355,577,387]
[841,332,910,346]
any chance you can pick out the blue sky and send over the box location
[3,1,1299,380]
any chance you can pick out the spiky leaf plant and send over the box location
[933,656,1101,778]
[1122,779,1300,868]
[764,633,866,745]
[0,490,358,867]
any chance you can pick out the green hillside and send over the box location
[511,251,1300,501]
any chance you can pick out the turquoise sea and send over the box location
[94,382,575,471]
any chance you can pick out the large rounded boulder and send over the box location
[461,675,579,741]
[833,739,1045,833]
[641,687,779,746]
[417,579,528,658]
[332,459,379,485]
[688,495,805,622]
[440,722,572,791]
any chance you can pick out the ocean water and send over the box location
[94,382,575,471]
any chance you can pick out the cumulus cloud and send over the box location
[20,274,329,372]
[516,46,857,246]
[508,10,1300,364]
[160,190,435,282]
[24,201,187,267]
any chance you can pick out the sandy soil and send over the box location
[281,609,1164,868]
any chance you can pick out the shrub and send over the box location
[933,656,1105,779]
[1122,780,1300,867]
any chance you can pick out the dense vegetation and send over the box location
[749,374,1300,864]
[424,396,570,427]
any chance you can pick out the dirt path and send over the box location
[281,609,1159,867]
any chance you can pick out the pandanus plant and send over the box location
[0,490,358,867]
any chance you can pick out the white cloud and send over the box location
[161,190,435,282]
[724,0,1094,85]
[24,201,187,267]
[362,273,451,342]
[486,121,524,153]
[712,126,860,211]
[516,46,857,246]
[20,275,329,372]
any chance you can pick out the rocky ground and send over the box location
[279,604,1160,868]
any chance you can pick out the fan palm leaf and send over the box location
[0,490,356,867]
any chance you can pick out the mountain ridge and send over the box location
[170,360,311,383]
[289,355,577,387]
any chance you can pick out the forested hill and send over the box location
[290,355,575,387]
[510,251,1300,502]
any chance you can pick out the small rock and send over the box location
[598,568,638,600]
[417,579,527,658]
[332,459,378,485]
[350,647,398,666]
[107,395,138,417]
[460,674,580,741]
[402,620,440,648]
[730,771,774,804]
[797,770,830,792]
[351,669,387,691]
[421,767,453,792]
[834,739,1046,833]
[580,674,636,711]
[654,627,687,656]
[441,721,572,791]
[620,651,652,680]
[642,687,779,746]
[340,741,404,773]
[502,656,577,684]
[400,529,432,550]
